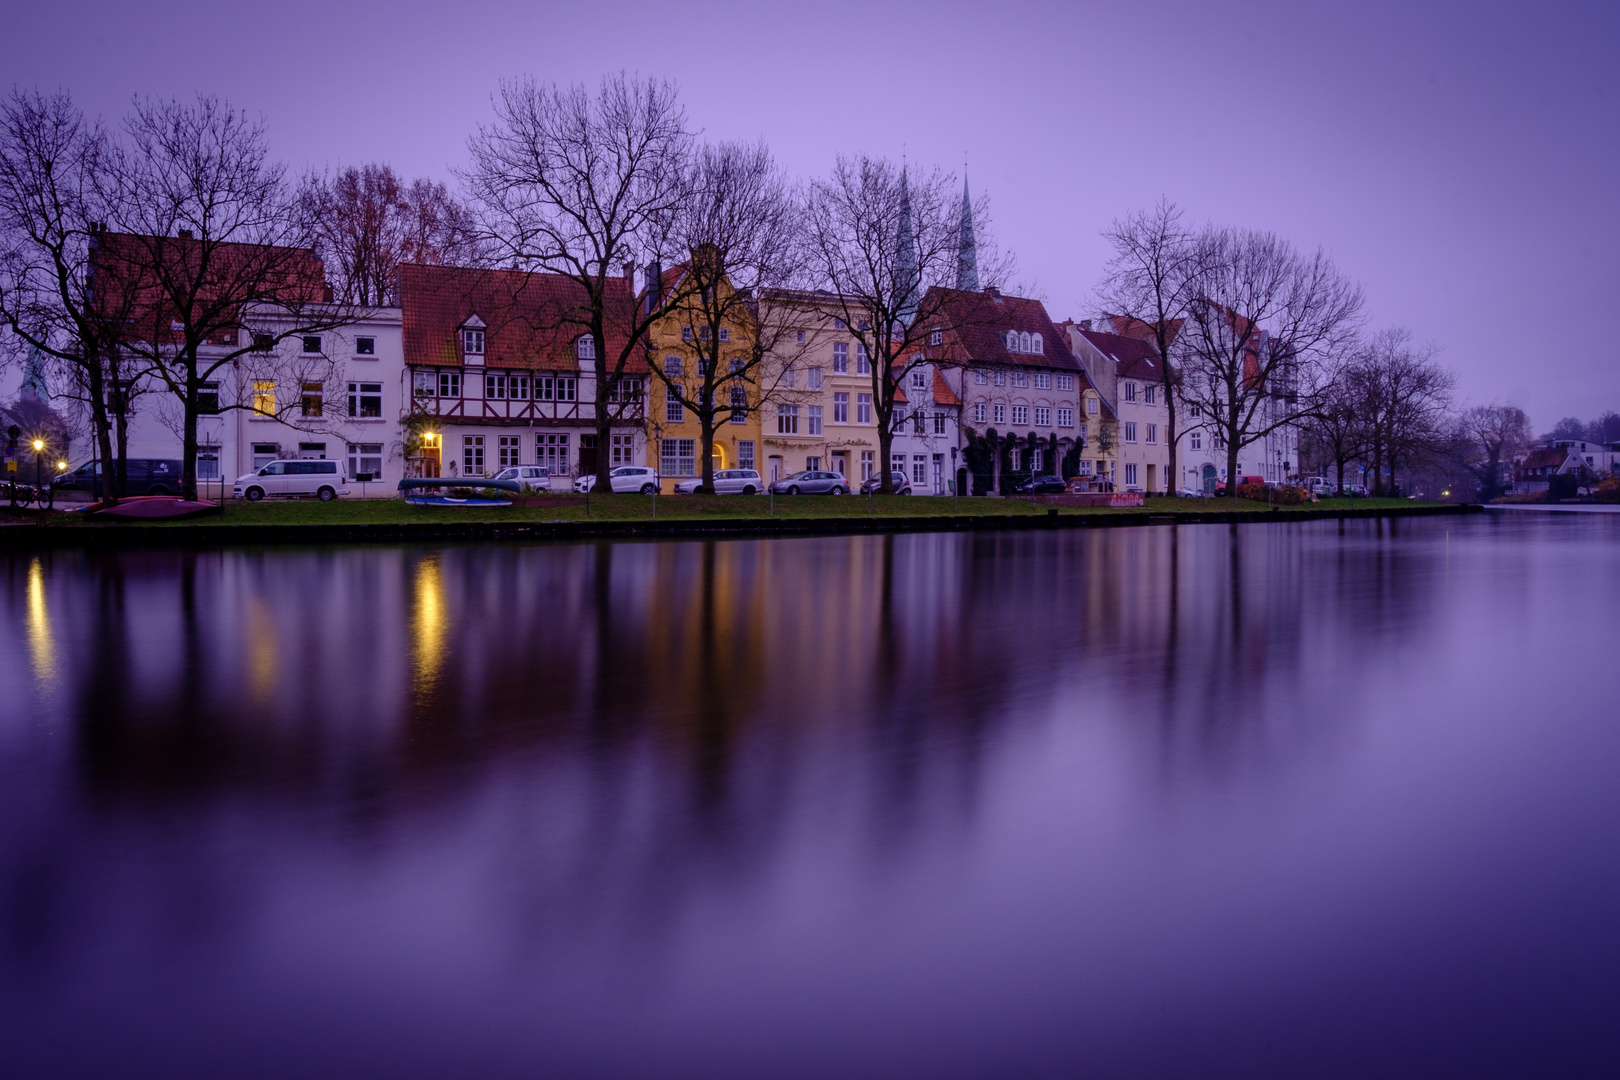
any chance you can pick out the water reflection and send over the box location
[1,515,1617,1078]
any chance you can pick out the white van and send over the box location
[234,460,350,501]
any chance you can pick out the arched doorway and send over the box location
[1202,464,1217,493]
[711,444,727,470]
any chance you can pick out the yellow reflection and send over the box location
[25,558,54,684]
[248,596,277,707]
[412,556,446,694]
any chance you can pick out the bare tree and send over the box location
[1096,199,1209,496]
[647,140,804,492]
[303,163,479,305]
[1301,349,1371,496]
[0,89,131,496]
[1180,228,1364,493]
[466,73,696,494]
[1356,329,1453,496]
[805,156,1002,493]
[1456,403,1532,501]
[97,95,362,500]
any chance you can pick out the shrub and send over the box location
[1595,478,1620,503]
[1235,482,1268,501]
[1271,485,1309,505]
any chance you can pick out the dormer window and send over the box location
[463,329,484,356]
[1020,331,1032,353]
[1031,333,1042,354]
[910,367,929,390]
[930,329,943,347]
[577,336,595,360]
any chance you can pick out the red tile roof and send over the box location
[399,263,644,371]
[932,367,961,407]
[1076,329,1162,382]
[920,286,1085,374]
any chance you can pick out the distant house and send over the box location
[1513,445,1597,495]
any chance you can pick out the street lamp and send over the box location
[31,439,43,491]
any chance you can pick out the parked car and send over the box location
[54,458,184,497]
[1341,484,1368,497]
[770,470,849,495]
[1012,474,1067,494]
[1177,487,1211,498]
[859,471,912,495]
[672,468,763,495]
[490,465,553,491]
[1215,474,1266,495]
[573,466,661,494]
[235,460,350,501]
[1304,477,1337,499]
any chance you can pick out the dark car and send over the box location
[54,458,184,497]
[859,470,912,495]
[1012,474,1067,494]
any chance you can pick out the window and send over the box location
[973,402,987,424]
[993,371,1006,386]
[856,318,870,330]
[355,336,376,356]
[197,381,220,414]
[833,318,846,330]
[910,367,929,390]
[252,443,278,470]
[485,373,507,399]
[1124,422,1138,442]
[535,374,574,401]
[974,371,988,384]
[1031,448,1044,473]
[252,333,274,351]
[576,336,595,359]
[993,404,1006,425]
[933,412,946,435]
[438,371,461,398]
[930,329,943,346]
[857,393,872,424]
[301,382,323,418]
[1035,407,1051,427]
[252,380,275,416]
[1057,408,1074,428]
[661,438,696,477]
[805,456,820,472]
[1011,372,1028,388]
[718,327,730,342]
[781,365,796,390]
[1011,405,1029,425]
[912,411,925,434]
[1034,373,1051,389]
[1125,463,1138,487]
[195,447,220,480]
[347,443,383,480]
[463,435,484,475]
[1189,404,1202,419]
[860,451,874,481]
[610,433,635,465]
[1078,424,1088,442]
[1144,385,1156,405]
[1123,381,1136,403]
[1056,374,1074,391]
[348,382,382,418]
[807,406,822,435]
[807,366,823,390]
[892,453,906,475]
[302,335,323,354]
[796,330,806,345]
[1087,396,1099,415]
[510,373,530,400]
[1190,431,1202,450]
[912,455,927,485]
[729,385,747,422]
[682,326,693,342]
[737,440,755,469]
[666,397,685,423]
[413,370,436,398]
[606,377,644,405]
[1020,332,1032,353]
[536,432,569,473]
[856,345,870,375]
[1146,423,1157,444]
[777,404,799,434]
[463,329,484,356]
[1031,333,1043,354]
[664,355,683,378]
[833,392,849,423]
[832,343,848,373]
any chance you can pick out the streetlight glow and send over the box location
[32,439,43,452]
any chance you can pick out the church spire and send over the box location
[955,174,980,292]
[895,166,920,327]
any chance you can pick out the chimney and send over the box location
[643,260,662,316]
[623,262,635,292]
[178,229,193,240]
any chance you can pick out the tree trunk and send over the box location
[1163,370,1178,496]
[698,395,716,493]
[592,325,613,495]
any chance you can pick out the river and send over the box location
[1,513,1616,1077]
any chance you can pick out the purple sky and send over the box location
[9,0,1616,428]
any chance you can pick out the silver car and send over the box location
[672,468,763,495]
[490,465,553,492]
[769,470,849,495]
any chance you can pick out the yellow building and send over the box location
[644,264,764,492]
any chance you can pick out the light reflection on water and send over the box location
[0,515,1618,1079]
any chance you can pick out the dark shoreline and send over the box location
[0,502,1479,549]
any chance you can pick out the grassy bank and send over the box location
[14,493,1428,528]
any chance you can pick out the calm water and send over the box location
[1,515,1617,1078]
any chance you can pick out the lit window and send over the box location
[300,382,323,418]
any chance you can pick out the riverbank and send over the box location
[0,496,1476,548]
